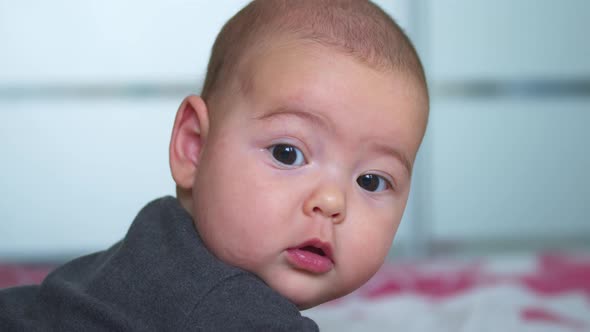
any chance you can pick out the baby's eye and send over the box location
[268,144,306,167]
[356,174,391,192]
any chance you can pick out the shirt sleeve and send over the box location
[188,273,319,332]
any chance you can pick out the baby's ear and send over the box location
[169,95,210,189]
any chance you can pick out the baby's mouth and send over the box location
[285,239,334,274]
[300,245,326,257]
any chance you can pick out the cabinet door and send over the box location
[422,0,590,250]
[428,0,590,80]
[427,99,590,243]
[0,99,178,258]
[0,0,250,84]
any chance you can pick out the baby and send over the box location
[0,0,428,330]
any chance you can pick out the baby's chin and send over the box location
[289,294,328,310]
[268,276,350,310]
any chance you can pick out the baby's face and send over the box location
[192,40,427,308]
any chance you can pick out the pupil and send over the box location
[273,144,297,165]
[357,174,378,191]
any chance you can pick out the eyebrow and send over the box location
[369,142,414,177]
[253,107,332,132]
[254,107,413,176]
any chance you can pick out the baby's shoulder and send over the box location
[192,271,319,331]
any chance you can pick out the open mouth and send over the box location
[286,240,334,274]
[300,245,326,257]
[292,239,334,262]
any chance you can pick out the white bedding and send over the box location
[307,254,590,332]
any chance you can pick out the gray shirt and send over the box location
[0,197,319,331]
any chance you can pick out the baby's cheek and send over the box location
[345,227,393,280]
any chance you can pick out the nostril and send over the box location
[311,207,342,221]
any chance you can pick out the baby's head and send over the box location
[169,0,428,309]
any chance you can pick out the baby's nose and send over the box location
[303,184,346,223]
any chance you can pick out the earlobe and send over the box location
[169,95,210,189]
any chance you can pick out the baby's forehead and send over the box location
[240,41,423,114]
[236,37,425,104]
[237,37,372,84]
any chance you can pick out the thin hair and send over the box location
[201,0,427,105]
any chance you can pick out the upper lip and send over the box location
[290,238,334,263]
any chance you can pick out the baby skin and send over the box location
[170,37,428,309]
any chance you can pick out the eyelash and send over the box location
[267,143,307,167]
[356,173,394,193]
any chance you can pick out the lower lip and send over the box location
[286,248,334,274]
